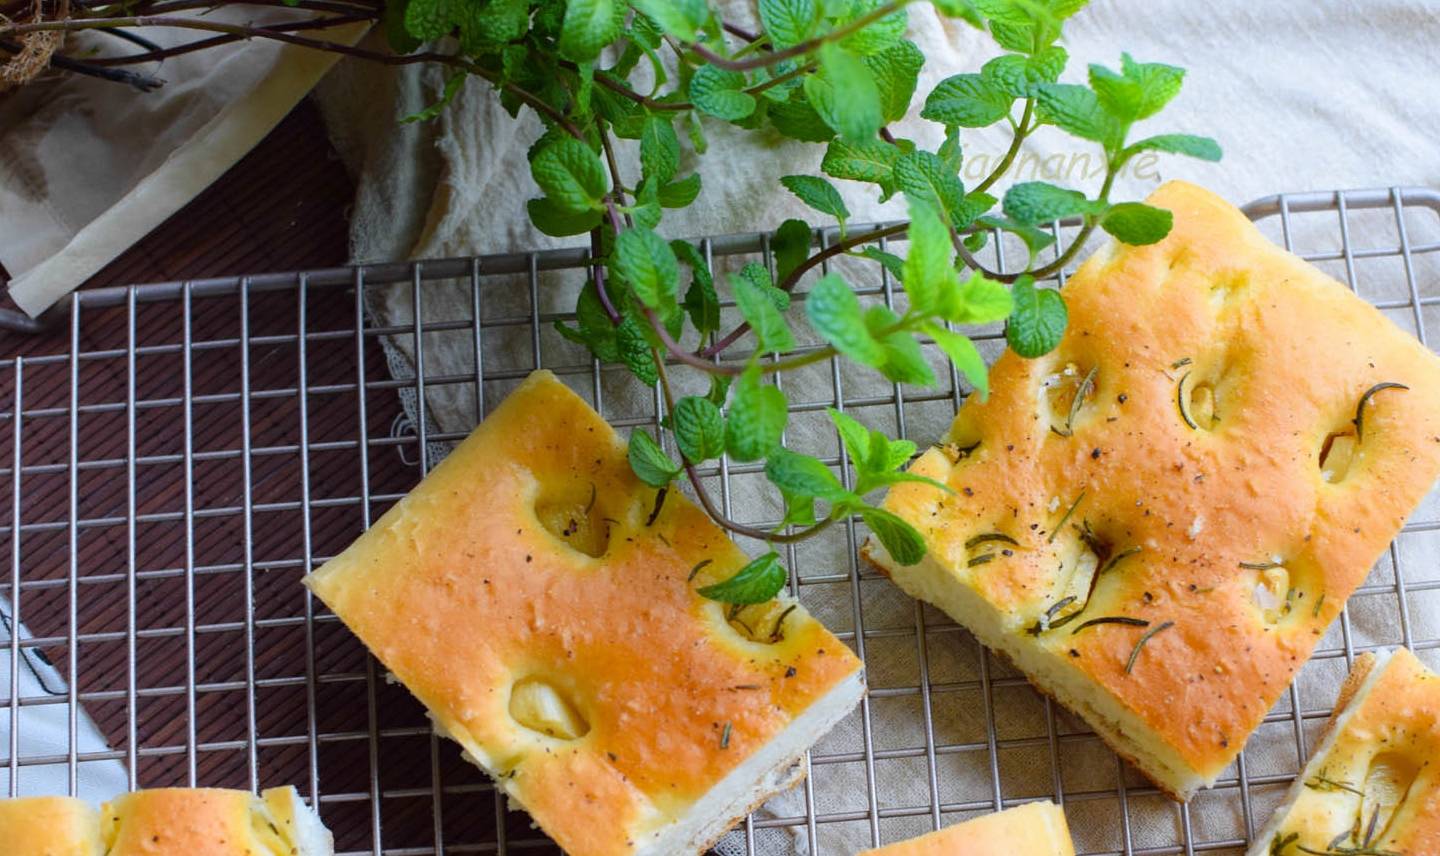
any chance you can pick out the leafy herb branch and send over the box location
[3,0,1220,605]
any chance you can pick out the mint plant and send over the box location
[2,0,1220,604]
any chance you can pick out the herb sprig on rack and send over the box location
[3,0,1221,603]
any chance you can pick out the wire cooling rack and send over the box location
[2,186,1440,856]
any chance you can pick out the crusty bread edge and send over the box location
[860,539,1203,801]
[1242,650,1391,856]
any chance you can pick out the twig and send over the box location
[687,0,906,71]
[79,12,372,66]
[1,36,162,89]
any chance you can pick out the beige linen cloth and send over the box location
[313,2,1440,854]
[0,13,367,315]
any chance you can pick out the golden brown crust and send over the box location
[1318,651,1378,745]
[0,795,99,856]
[306,370,863,855]
[102,788,285,856]
[878,181,1440,789]
[859,801,1074,855]
[1260,649,1440,854]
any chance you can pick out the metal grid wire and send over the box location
[2,186,1440,855]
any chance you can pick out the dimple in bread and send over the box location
[0,786,332,856]
[859,801,1074,855]
[1249,648,1440,856]
[305,370,865,856]
[865,181,1440,799]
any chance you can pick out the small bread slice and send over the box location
[0,795,99,855]
[1248,648,1440,856]
[306,370,865,856]
[860,801,1074,855]
[866,181,1440,799]
[0,786,331,855]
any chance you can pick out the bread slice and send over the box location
[306,370,865,856]
[1248,648,1440,855]
[861,801,1074,855]
[0,786,332,855]
[0,795,99,855]
[865,181,1440,799]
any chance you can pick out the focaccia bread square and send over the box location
[866,181,1440,799]
[861,801,1074,855]
[0,786,331,856]
[306,370,865,856]
[1250,648,1440,856]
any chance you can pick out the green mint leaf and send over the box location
[773,219,814,284]
[863,39,925,124]
[923,321,990,398]
[894,150,965,223]
[613,226,679,311]
[686,109,709,152]
[1124,133,1221,162]
[731,271,795,354]
[765,448,855,503]
[860,506,926,565]
[458,0,528,46]
[971,0,1039,26]
[658,173,703,207]
[1089,53,1184,123]
[983,47,1067,97]
[530,138,609,214]
[558,0,622,62]
[805,43,883,142]
[963,230,988,253]
[726,368,788,462]
[821,137,899,186]
[556,279,619,362]
[922,73,1013,127]
[759,0,817,48]
[988,19,1033,53]
[768,96,837,142]
[1002,181,1098,225]
[884,437,917,471]
[901,198,958,316]
[404,0,453,42]
[400,73,466,124]
[706,374,732,407]
[628,428,681,487]
[1035,83,1121,146]
[827,408,871,467]
[640,114,681,182]
[806,273,885,367]
[673,240,719,334]
[780,489,818,527]
[629,0,705,41]
[1005,275,1067,358]
[858,246,905,283]
[737,262,790,311]
[526,197,604,237]
[755,59,806,103]
[841,0,908,55]
[930,0,985,26]
[629,177,664,229]
[689,65,757,120]
[975,214,1056,256]
[780,175,850,223]
[939,270,1013,325]
[866,305,936,385]
[1101,201,1174,245]
[616,313,660,383]
[952,190,997,229]
[672,396,726,463]
[696,552,787,604]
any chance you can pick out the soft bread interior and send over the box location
[262,786,335,856]
[1243,650,1392,856]
[866,540,1207,799]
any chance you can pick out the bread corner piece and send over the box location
[861,801,1074,855]
[865,180,1440,800]
[306,370,865,856]
[0,795,100,856]
[1248,648,1440,856]
[1,786,331,855]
